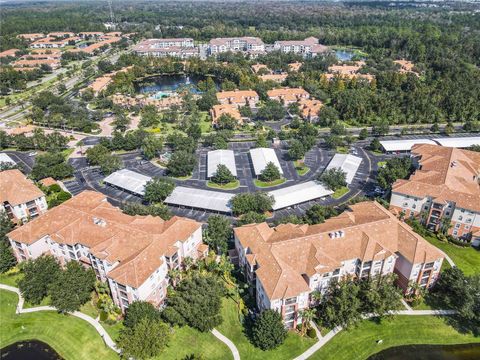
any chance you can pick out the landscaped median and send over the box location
[294,160,310,176]
[207,179,240,190]
[331,186,349,199]
[309,315,480,360]
[254,177,286,188]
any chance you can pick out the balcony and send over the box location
[432,203,444,210]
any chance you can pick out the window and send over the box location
[285,297,296,305]
[424,262,434,269]
[332,268,340,276]
[458,216,463,221]
[455,223,461,229]
[453,230,458,236]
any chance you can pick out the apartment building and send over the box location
[233,201,444,328]
[267,87,310,105]
[216,90,259,108]
[7,191,207,312]
[0,169,47,223]
[208,37,265,57]
[210,104,242,127]
[390,144,480,239]
[133,38,198,58]
[325,61,375,82]
[298,98,323,122]
[274,37,328,58]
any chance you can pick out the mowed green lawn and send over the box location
[216,297,315,360]
[0,290,118,360]
[311,316,480,360]
[425,235,480,276]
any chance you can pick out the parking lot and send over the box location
[1,150,36,173]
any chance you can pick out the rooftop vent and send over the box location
[93,217,106,227]
[329,230,345,239]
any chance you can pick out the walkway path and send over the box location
[0,284,119,353]
[293,309,457,360]
[212,328,241,360]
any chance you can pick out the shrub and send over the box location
[306,327,317,339]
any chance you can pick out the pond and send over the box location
[368,343,480,360]
[1,340,63,360]
[335,49,357,61]
[136,74,215,99]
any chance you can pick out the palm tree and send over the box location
[168,268,182,288]
[299,308,316,336]
[183,256,194,273]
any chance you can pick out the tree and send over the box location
[162,274,224,332]
[318,168,347,191]
[317,277,362,329]
[239,105,253,118]
[304,204,337,225]
[122,202,172,220]
[117,318,170,359]
[237,211,266,226]
[49,261,96,313]
[317,106,339,127]
[256,100,286,121]
[377,157,413,189]
[203,215,232,254]
[144,177,175,203]
[256,134,268,148]
[288,139,306,161]
[0,213,16,273]
[259,162,281,182]
[124,301,163,329]
[372,119,390,136]
[211,164,235,185]
[18,255,60,305]
[369,138,381,152]
[167,151,196,177]
[330,122,346,136]
[358,128,369,140]
[216,114,237,130]
[324,135,343,150]
[231,192,275,216]
[30,152,74,180]
[299,308,316,336]
[251,309,288,350]
[141,135,162,160]
[359,274,402,317]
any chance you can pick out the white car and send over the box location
[28,151,37,156]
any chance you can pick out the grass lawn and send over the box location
[332,186,349,199]
[0,269,23,287]
[311,316,480,360]
[207,180,240,190]
[424,235,480,276]
[172,174,193,181]
[336,146,349,154]
[161,325,232,360]
[0,290,118,360]
[254,178,286,188]
[216,297,315,360]
[294,160,310,176]
[377,161,387,168]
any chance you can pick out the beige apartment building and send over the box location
[216,90,259,108]
[267,87,310,105]
[390,144,480,240]
[7,191,208,312]
[233,201,444,328]
[208,37,265,57]
[0,169,48,223]
[274,37,328,58]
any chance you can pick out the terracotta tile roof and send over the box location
[39,177,57,187]
[0,49,20,58]
[298,98,323,119]
[8,190,202,289]
[252,64,269,73]
[392,144,480,212]
[216,90,259,106]
[209,37,264,47]
[267,87,309,102]
[0,169,45,207]
[48,32,75,37]
[234,201,443,300]
[13,59,60,68]
[288,62,302,72]
[210,104,242,124]
[17,33,44,40]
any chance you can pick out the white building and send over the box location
[207,149,237,179]
[0,169,47,223]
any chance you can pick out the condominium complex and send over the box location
[210,104,242,126]
[267,87,310,105]
[7,191,208,312]
[390,144,480,239]
[216,90,259,108]
[133,38,198,58]
[0,169,48,223]
[274,37,328,58]
[208,37,265,57]
[233,201,444,328]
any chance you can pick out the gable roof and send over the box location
[234,201,443,300]
[392,144,480,212]
[0,169,45,206]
